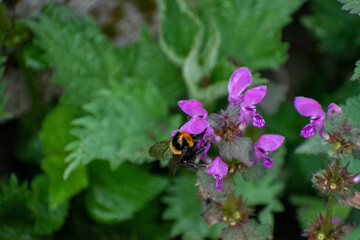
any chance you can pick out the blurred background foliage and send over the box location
[0,0,360,239]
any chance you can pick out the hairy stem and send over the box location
[322,158,340,235]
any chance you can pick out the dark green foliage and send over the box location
[290,195,352,229]
[163,175,224,239]
[0,175,68,239]
[86,161,168,223]
[303,0,360,58]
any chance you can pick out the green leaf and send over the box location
[40,105,88,207]
[26,3,121,106]
[351,60,360,81]
[218,137,253,165]
[295,134,331,155]
[0,175,34,239]
[302,0,360,58]
[338,0,360,16]
[221,220,272,240]
[290,195,352,229]
[159,0,202,65]
[86,161,168,223]
[341,95,360,128]
[163,175,224,239]
[118,27,186,104]
[64,79,181,178]
[29,175,69,235]
[39,105,78,156]
[0,174,68,239]
[197,170,236,201]
[234,148,286,226]
[195,0,306,70]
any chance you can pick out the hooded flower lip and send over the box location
[254,134,285,168]
[294,97,329,140]
[178,100,208,117]
[228,68,252,106]
[206,156,228,192]
[239,86,267,129]
[327,103,343,121]
[227,67,267,130]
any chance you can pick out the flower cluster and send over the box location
[175,67,285,192]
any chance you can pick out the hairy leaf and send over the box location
[64,80,181,177]
[234,148,286,226]
[86,161,168,223]
[192,0,306,70]
[40,105,88,207]
[117,27,185,104]
[351,60,360,81]
[338,0,360,16]
[295,134,331,155]
[29,175,69,234]
[341,95,360,128]
[26,4,121,106]
[163,175,224,240]
[0,174,68,239]
[218,137,253,165]
[159,0,202,65]
[197,170,236,201]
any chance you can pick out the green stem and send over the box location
[322,158,340,236]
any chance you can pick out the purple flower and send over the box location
[239,86,267,130]
[294,97,329,140]
[206,156,228,192]
[173,100,213,156]
[254,134,285,168]
[327,103,343,121]
[228,68,252,106]
[227,67,267,130]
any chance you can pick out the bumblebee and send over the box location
[148,130,208,177]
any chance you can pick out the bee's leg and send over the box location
[195,140,210,155]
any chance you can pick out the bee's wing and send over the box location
[168,154,181,178]
[148,138,172,161]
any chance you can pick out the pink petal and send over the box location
[178,100,207,117]
[228,68,252,104]
[206,157,228,176]
[294,97,325,118]
[255,134,285,151]
[242,86,267,107]
[180,117,208,134]
[327,103,342,120]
